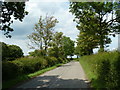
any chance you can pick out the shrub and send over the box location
[45,56,58,67]
[17,57,47,73]
[97,59,110,85]
[2,57,48,80]
[1,42,24,61]
[8,45,23,60]
[80,50,120,88]
[2,56,66,81]
[1,42,9,61]
[2,61,22,81]
[29,50,46,57]
[58,57,64,63]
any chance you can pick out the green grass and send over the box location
[79,51,119,88]
[2,63,62,89]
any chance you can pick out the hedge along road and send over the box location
[17,61,90,88]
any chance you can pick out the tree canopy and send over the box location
[69,2,120,55]
[1,42,23,61]
[48,32,64,58]
[28,15,58,56]
[62,36,75,58]
[1,2,28,38]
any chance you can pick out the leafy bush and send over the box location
[45,56,58,67]
[58,57,64,63]
[79,51,120,88]
[17,57,48,73]
[1,42,9,61]
[97,59,111,85]
[29,50,46,57]
[2,56,66,81]
[2,61,22,81]
[8,45,23,60]
[1,42,24,61]
[2,57,47,80]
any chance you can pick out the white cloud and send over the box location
[1,2,78,55]
[1,2,118,56]
[28,0,69,2]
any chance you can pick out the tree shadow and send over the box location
[15,75,90,89]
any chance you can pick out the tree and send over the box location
[48,32,64,58]
[69,2,120,52]
[62,36,75,58]
[114,2,120,31]
[0,42,9,60]
[8,45,23,60]
[28,15,58,55]
[74,46,79,58]
[1,42,23,61]
[1,2,28,38]
[29,49,46,57]
[76,31,99,56]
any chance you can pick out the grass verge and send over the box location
[3,63,62,89]
[79,51,119,88]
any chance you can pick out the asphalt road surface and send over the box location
[17,61,90,88]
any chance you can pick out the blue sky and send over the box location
[0,1,118,55]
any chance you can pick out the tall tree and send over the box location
[1,2,28,38]
[62,36,75,58]
[28,15,58,54]
[69,2,120,52]
[48,32,64,58]
[76,31,99,56]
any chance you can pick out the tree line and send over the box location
[1,15,75,61]
[28,15,75,59]
[1,2,120,58]
[70,2,120,56]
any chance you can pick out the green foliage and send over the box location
[79,51,120,88]
[45,56,58,67]
[48,32,75,58]
[62,36,75,58]
[97,59,111,85]
[69,2,120,52]
[58,57,64,63]
[1,42,24,61]
[3,63,63,89]
[1,2,28,38]
[8,45,24,60]
[48,32,64,58]
[2,57,47,81]
[76,31,98,56]
[2,61,23,80]
[28,15,58,53]
[2,56,67,81]
[0,42,9,60]
[29,49,46,57]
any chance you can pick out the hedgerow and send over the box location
[2,56,66,81]
[80,51,120,88]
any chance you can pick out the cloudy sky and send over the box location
[1,1,118,55]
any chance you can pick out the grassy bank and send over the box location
[3,63,62,89]
[79,51,120,88]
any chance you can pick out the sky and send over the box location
[0,1,119,55]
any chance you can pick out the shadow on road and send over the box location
[15,75,90,89]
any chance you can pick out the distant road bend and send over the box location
[17,61,90,88]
